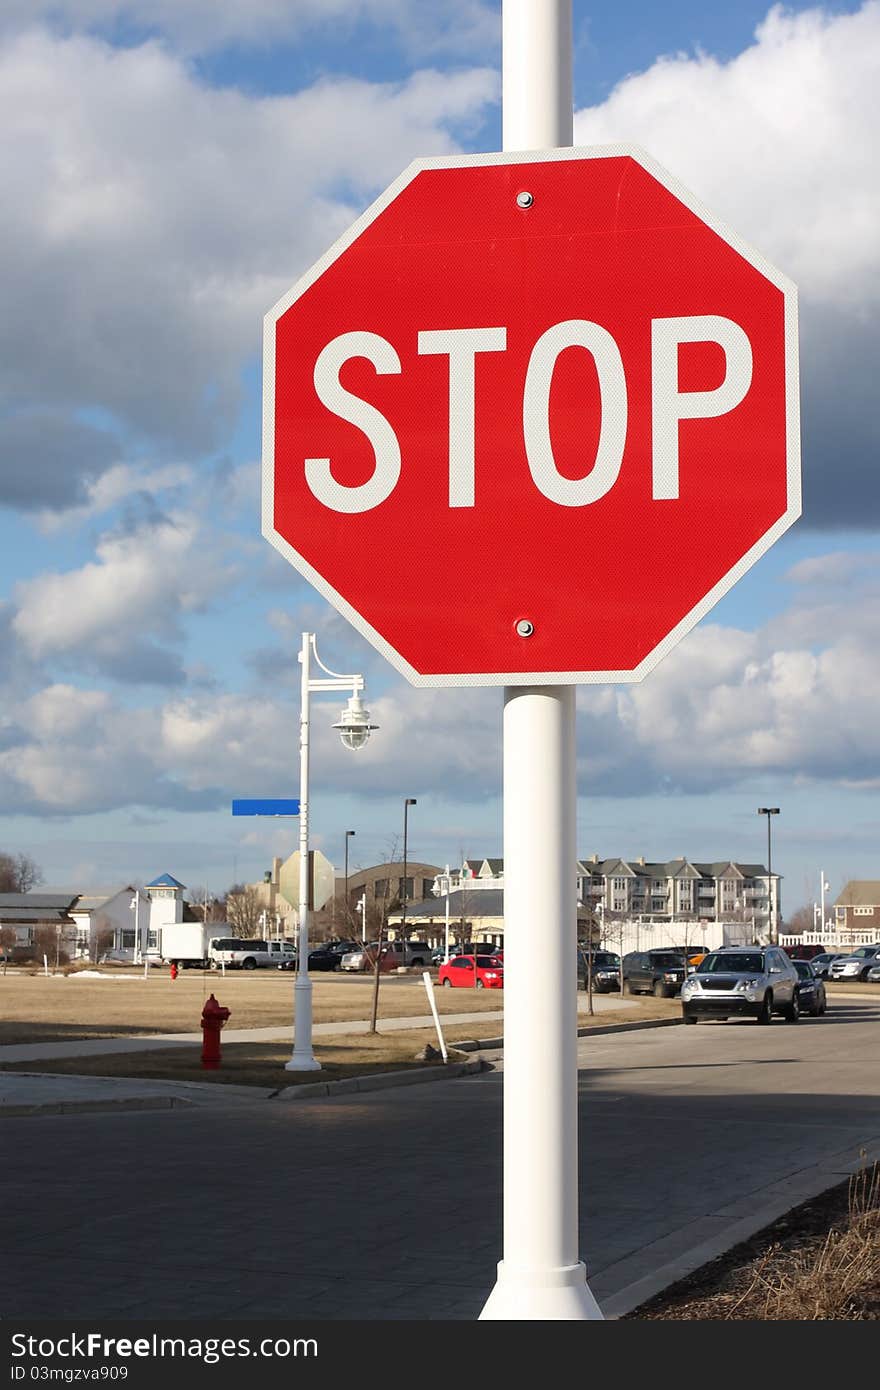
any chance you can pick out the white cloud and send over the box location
[12,514,236,678]
[573,2,880,528]
[36,460,193,532]
[6,552,880,815]
[574,3,880,308]
[0,27,498,462]
[0,3,500,59]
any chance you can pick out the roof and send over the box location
[145,873,186,890]
[0,903,75,925]
[394,888,506,921]
[835,881,880,907]
[0,893,77,910]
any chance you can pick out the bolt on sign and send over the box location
[263,145,799,686]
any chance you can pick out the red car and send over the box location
[437,954,504,989]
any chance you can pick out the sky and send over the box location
[0,0,878,922]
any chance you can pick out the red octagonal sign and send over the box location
[264,145,799,686]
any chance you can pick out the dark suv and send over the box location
[622,950,687,998]
[577,950,621,993]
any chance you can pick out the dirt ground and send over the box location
[626,1163,880,1320]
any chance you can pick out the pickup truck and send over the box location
[210,938,296,970]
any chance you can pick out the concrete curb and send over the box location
[273,1054,484,1100]
[1,1095,193,1117]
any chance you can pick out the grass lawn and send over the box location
[0,966,679,1086]
[0,967,508,1045]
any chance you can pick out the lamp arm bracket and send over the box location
[306,636,365,689]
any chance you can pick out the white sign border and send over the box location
[263,143,801,688]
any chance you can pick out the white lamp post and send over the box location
[129,892,140,965]
[757,807,780,943]
[287,632,377,1072]
[357,893,367,944]
[432,866,453,962]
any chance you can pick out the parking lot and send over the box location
[0,990,877,1321]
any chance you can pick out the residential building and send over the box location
[832,882,880,943]
[577,856,777,935]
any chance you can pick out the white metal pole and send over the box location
[481,0,600,1322]
[422,971,448,1062]
[445,866,451,962]
[133,892,140,966]
[287,633,320,1070]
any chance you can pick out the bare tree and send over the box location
[0,852,43,894]
[785,905,814,938]
[226,885,263,938]
[188,888,226,922]
[33,920,69,968]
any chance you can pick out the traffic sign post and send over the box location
[262,0,800,1319]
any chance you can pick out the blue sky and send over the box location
[0,1,878,924]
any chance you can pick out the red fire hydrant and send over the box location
[169,962,179,981]
[201,993,231,1070]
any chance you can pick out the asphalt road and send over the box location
[2,995,879,1321]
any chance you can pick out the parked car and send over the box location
[339,940,432,971]
[622,950,688,998]
[437,954,504,989]
[680,946,800,1024]
[829,945,880,981]
[792,959,827,1016]
[866,962,880,984]
[282,939,361,972]
[808,952,848,980]
[781,943,828,962]
[577,950,621,993]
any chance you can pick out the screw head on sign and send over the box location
[516,191,534,208]
[515,619,535,638]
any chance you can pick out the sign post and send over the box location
[479,0,599,1321]
[262,0,799,1317]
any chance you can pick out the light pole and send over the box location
[357,893,367,943]
[343,830,355,937]
[432,866,452,962]
[400,797,417,955]
[287,633,377,1072]
[757,807,780,943]
[130,892,140,966]
[819,869,830,937]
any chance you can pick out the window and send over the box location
[373,879,387,898]
[854,906,873,916]
[612,877,628,892]
[147,929,159,950]
[400,877,414,899]
[120,930,135,949]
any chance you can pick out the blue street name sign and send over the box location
[231,799,301,816]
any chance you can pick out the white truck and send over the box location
[159,922,233,969]
[209,937,297,970]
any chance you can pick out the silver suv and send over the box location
[680,946,800,1025]
[828,945,880,981]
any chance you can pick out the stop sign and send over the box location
[263,145,799,685]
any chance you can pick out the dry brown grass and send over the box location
[632,1161,880,1320]
[0,968,507,1045]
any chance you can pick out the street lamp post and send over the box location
[344,829,356,936]
[287,633,377,1072]
[757,807,780,943]
[400,797,417,957]
[432,866,452,962]
[357,893,367,943]
[130,891,140,966]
